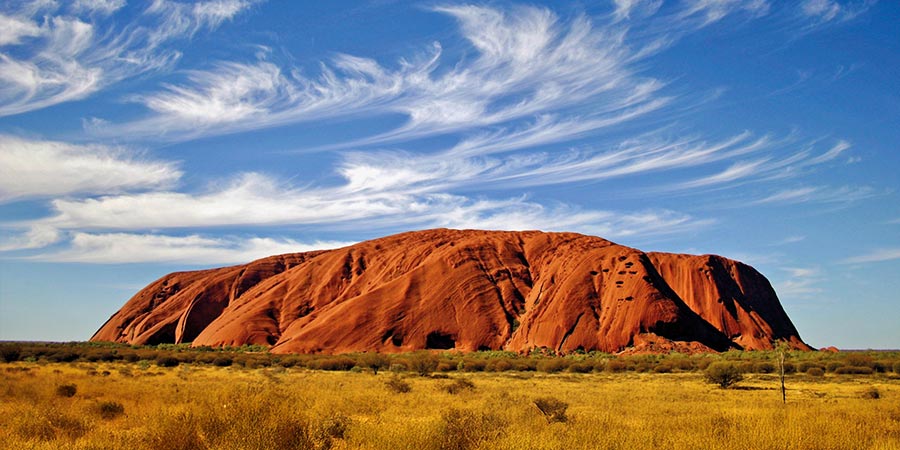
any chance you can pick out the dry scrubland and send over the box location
[2,347,900,450]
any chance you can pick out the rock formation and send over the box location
[91,229,810,353]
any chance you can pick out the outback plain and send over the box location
[2,343,899,450]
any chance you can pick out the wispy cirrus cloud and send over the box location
[775,266,824,297]
[71,0,126,16]
[842,248,900,264]
[338,131,861,199]
[35,232,351,264]
[678,0,769,26]
[752,185,877,205]
[799,0,874,23]
[0,2,881,266]
[0,0,255,117]
[611,0,663,21]
[31,170,706,239]
[0,134,181,202]
[88,3,719,143]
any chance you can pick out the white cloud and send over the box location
[679,0,770,26]
[35,170,710,242]
[0,0,254,117]
[800,0,872,23]
[192,0,253,28]
[0,16,105,116]
[802,0,841,21]
[71,0,126,16]
[0,225,61,251]
[774,235,806,245]
[783,267,817,278]
[806,140,850,165]
[138,61,290,125]
[0,14,41,45]
[338,132,860,198]
[775,266,823,297]
[843,248,900,264]
[752,185,877,205]
[612,0,662,21]
[145,0,255,47]
[24,206,704,264]
[91,4,665,144]
[0,134,181,202]
[37,232,352,264]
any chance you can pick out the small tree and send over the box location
[705,362,744,389]
[533,397,568,423]
[359,353,390,375]
[776,342,789,404]
[409,352,439,376]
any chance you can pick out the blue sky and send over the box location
[0,0,897,349]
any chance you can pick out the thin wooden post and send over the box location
[779,349,786,404]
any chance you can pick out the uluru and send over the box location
[91,229,810,354]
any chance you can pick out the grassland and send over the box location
[2,345,899,450]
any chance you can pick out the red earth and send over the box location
[91,229,810,354]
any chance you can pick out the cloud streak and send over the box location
[35,232,352,264]
[799,0,874,23]
[0,0,254,117]
[0,134,181,202]
[843,248,900,264]
[88,3,690,144]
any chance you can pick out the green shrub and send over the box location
[313,412,351,446]
[486,359,513,372]
[511,359,537,371]
[443,378,475,394]
[860,387,881,399]
[835,366,874,375]
[458,358,486,372]
[385,377,412,393]
[437,408,504,450]
[782,362,796,374]
[806,367,825,377]
[96,401,125,419]
[754,362,775,373]
[211,357,233,367]
[410,353,439,376]
[537,358,570,373]
[845,354,874,368]
[653,363,673,374]
[826,361,844,373]
[672,358,696,371]
[156,356,179,367]
[797,362,825,373]
[359,353,390,374]
[533,397,568,423]
[315,357,355,371]
[695,358,713,370]
[436,361,457,372]
[894,361,900,374]
[55,384,77,398]
[704,362,744,389]
[436,408,504,450]
[1,346,21,363]
[605,360,627,373]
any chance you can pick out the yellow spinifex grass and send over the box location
[1,362,898,450]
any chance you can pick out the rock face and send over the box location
[91,229,810,354]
